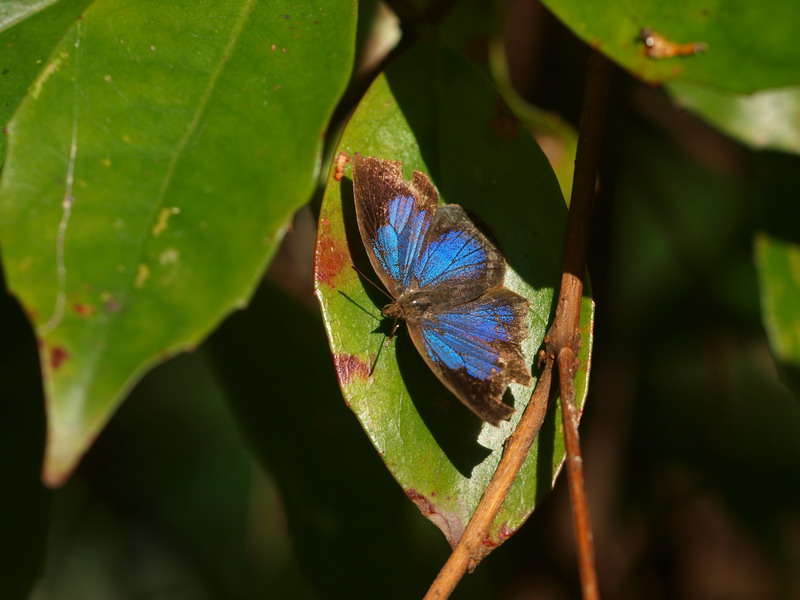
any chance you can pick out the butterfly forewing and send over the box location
[352,154,438,298]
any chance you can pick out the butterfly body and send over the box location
[352,154,532,425]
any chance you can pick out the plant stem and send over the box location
[545,48,610,600]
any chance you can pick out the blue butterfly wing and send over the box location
[353,155,504,300]
[352,154,438,298]
[406,289,532,425]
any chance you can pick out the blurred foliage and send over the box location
[1,0,798,599]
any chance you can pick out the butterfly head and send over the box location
[381,290,437,322]
[381,300,403,320]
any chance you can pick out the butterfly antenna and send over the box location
[351,265,393,301]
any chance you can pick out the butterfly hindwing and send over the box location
[405,289,532,425]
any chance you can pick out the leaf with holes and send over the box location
[314,40,593,552]
[0,0,355,486]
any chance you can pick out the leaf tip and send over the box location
[41,428,88,489]
[41,398,105,489]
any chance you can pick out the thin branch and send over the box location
[423,362,553,600]
[544,48,610,600]
[558,347,599,600]
[424,48,610,599]
[546,49,610,352]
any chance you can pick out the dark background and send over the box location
[2,1,799,598]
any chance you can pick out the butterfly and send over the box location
[352,154,532,425]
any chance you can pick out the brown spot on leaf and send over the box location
[315,232,349,288]
[406,489,437,516]
[104,299,122,313]
[50,346,69,369]
[406,489,465,548]
[73,303,94,317]
[482,521,515,549]
[333,353,370,386]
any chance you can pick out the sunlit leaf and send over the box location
[314,40,593,552]
[0,0,355,486]
[668,82,800,155]
[0,0,92,164]
[540,0,800,92]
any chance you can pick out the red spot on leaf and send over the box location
[406,489,437,517]
[73,303,95,317]
[333,353,370,386]
[315,233,350,288]
[50,346,69,370]
[482,521,516,550]
[406,489,465,548]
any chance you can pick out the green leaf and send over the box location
[0,0,62,29]
[314,40,593,550]
[668,81,800,155]
[0,0,92,164]
[539,0,800,93]
[0,0,355,486]
[755,234,800,378]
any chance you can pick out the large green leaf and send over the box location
[540,0,800,93]
[0,0,92,164]
[0,0,355,486]
[314,40,593,550]
[668,81,800,155]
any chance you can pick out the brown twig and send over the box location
[558,347,599,600]
[544,48,610,600]
[423,363,552,600]
[424,48,610,599]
